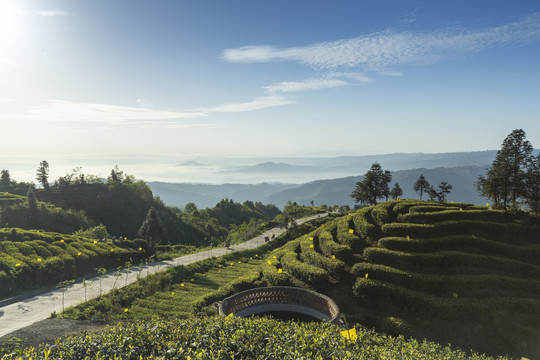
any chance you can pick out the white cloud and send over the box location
[24,100,207,123]
[2,96,294,128]
[264,78,349,93]
[208,95,294,112]
[222,13,540,71]
[36,10,69,17]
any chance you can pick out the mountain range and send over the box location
[147,151,501,209]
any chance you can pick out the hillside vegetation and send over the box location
[1,316,509,360]
[53,201,538,358]
[261,200,540,358]
[0,167,300,299]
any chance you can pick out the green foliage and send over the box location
[181,199,282,247]
[476,129,535,209]
[0,195,93,234]
[381,219,540,243]
[351,162,392,205]
[351,207,379,240]
[0,316,509,360]
[137,207,165,246]
[299,235,347,280]
[363,247,540,277]
[73,224,110,239]
[396,208,531,224]
[0,230,149,298]
[378,235,540,265]
[413,174,431,200]
[351,262,540,298]
[317,230,353,262]
[263,239,329,286]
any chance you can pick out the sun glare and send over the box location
[0,0,24,57]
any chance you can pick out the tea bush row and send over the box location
[397,209,531,225]
[0,234,149,298]
[299,235,347,280]
[351,207,379,240]
[378,235,540,265]
[353,278,540,322]
[317,230,353,262]
[363,247,540,278]
[370,201,396,225]
[352,262,540,298]
[335,218,367,251]
[381,220,539,244]
[0,316,509,360]
[280,241,329,285]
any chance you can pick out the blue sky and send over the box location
[1,0,540,181]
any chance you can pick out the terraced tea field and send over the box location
[262,200,540,358]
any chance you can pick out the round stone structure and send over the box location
[218,286,340,324]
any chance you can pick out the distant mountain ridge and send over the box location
[148,165,489,209]
[147,150,519,208]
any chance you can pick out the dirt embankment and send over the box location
[0,318,110,349]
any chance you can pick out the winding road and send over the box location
[0,213,326,339]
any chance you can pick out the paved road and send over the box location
[0,213,326,339]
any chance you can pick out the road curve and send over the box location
[0,213,327,339]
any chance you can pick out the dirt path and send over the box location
[0,213,326,346]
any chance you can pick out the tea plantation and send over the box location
[1,316,510,360]
[52,200,539,359]
[261,200,539,358]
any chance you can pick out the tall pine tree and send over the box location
[476,129,533,209]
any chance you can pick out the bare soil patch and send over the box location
[0,318,110,349]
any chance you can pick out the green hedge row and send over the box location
[0,227,85,243]
[397,209,524,225]
[353,278,540,322]
[2,315,514,360]
[317,230,353,262]
[378,235,540,265]
[351,262,540,298]
[282,251,328,285]
[381,220,539,244]
[363,247,540,278]
[407,205,458,213]
[351,208,380,240]
[392,200,438,216]
[0,233,149,298]
[336,218,366,251]
[299,236,347,280]
[263,239,328,285]
[370,201,396,226]
[261,243,293,286]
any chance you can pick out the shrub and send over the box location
[281,251,328,285]
[351,208,380,240]
[363,247,540,278]
[397,209,516,224]
[299,235,347,280]
[317,230,354,262]
[370,201,396,225]
[378,235,540,265]
[381,220,539,244]
[351,262,540,298]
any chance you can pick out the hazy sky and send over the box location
[1,0,540,181]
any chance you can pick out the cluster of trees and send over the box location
[413,174,453,202]
[1,163,287,249]
[476,129,540,213]
[351,164,453,206]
